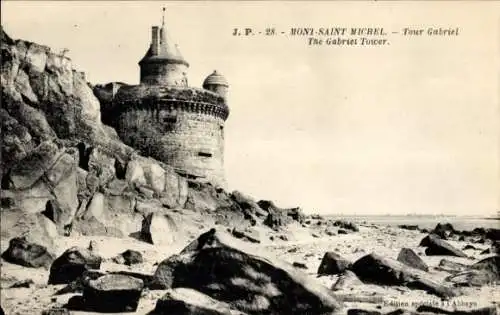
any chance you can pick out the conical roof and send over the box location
[139,21,189,67]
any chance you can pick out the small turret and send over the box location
[139,7,189,86]
[203,70,229,102]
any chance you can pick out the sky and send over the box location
[2,1,499,216]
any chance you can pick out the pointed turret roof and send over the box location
[139,7,189,66]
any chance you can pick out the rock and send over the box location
[325,228,337,236]
[481,248,491,255]
[1,210,57,250]
[398,225,419,231]
[113,249,143,266]
[331,270,363,291]
[153,228,342,314]
[9,279,35,288]
[230,191,267,218]
[1,236,54,268]
[161,164,188,208]
[432,223,456,239]
[231,227,260,244]
[471,255,499,279]
[141,212,178,245]
[333,220,359,232]
[152,287,248,315]
[317,252,351,275]
[293,261,308,269]
[437,259,469,274]
[81,274,143,312]
[416,305,497,315]
[419,234,467,257]
[338,229,348,235]
[445,269,497,287]
[397,248,429,272]
[485,228,500,241]
[8,141,61,189]
[351,253,457,298]
[71,216,123,237]
[48,246,102,284]
[41,308,70,315]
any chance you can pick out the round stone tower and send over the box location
[104,8,230,188]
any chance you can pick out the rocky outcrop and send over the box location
[153,228,343,314]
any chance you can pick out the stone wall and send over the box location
[140,62,188,86]
[116,107,226,188]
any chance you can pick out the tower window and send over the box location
[163,116,177,124]
[198,152,212,157]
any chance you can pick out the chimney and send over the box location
[151,26,159,55]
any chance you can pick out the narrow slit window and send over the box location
[198,152,212,157]
[163,116,177,124]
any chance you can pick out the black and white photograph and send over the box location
[0,1,499,314]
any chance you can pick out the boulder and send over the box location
[152,287,249,315]
[317,252,351,275]
[0,210,57,249]
[332,220,359,232]
[8,141,61,189]
[161,165,188,208]
[113,249,143,266]
[351,253,457,298]
[258,200,305,227]
[71,216,124,237]
[485,228,500,241]
[444,269,497,287]
[48,246,102,284]
[432,223,456,239]
[141,212,178,245]
[437,259,469,274]
[81,274,143,312]
[471,255,499,279]
[230,191,267,218]
[397,248,429,272]
[184,182,233,212]
[331,270,363,291]
[263,208,292,231]
[1,237,54,268]
[153,228,342,314]
[231,227,261,244]
[419,234,467,257]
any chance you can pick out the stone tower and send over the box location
[99,8,230,187]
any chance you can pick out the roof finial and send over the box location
[162,6,166,26]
